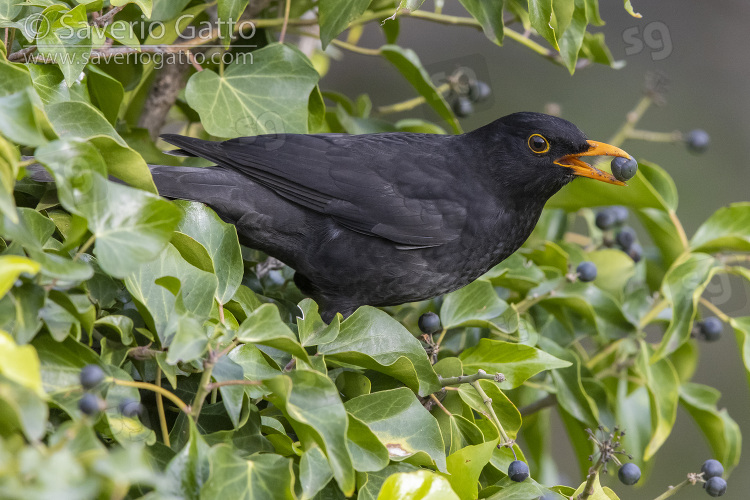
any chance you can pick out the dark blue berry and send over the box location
[701,459,724,479]
[508,460,529,482]
[618,463,641,485]
[119,399,143,418]
[452,96,473,117]
[704,476,727,497]
[628,242,643,263]
[699,318,723,342]
[79,393,102,416]
[611,157,638,181]
[418,312,441,334]
[595,210,616,230]
[616,226,637,250]
[611,206,629,224]
[686,129,710,154]
[80,364,105,390]
[468,80,491,102]
[576,261,597,282]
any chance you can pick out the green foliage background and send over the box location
[0,0,748,499]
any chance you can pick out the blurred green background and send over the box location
[322,2,749,498]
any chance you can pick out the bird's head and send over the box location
[473,112,632,199]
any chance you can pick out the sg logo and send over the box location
[622,21,672,61]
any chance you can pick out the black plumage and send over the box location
[153,112,630,321]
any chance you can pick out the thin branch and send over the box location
[652,479,690,500]
[429,394,452,417]
[471,377,511,444]
[377,83,451,115]
[440,370,505,387]
[699,297,731,323]
[93,5,125,28]
[154,366,170,447]
[626,129,683,142]
[330,39,381,56]
[112,378,190,413]
[206,379,263,391]
[578,455,605,500]
[279,0,291,44]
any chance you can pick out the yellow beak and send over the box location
[554,140,632,186]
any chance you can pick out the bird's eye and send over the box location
[528,134,550,154]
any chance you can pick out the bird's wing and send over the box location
[160,133,468,248]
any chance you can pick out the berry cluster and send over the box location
[77,364,143,419]
[595,206,643,262]
[449,78,491,118]
[701,459,727,497]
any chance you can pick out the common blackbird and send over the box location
[148,112,629,321]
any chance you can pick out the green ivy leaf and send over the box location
[186,44,320,138]
[679,383,741,470]
[345,387,447,473]
[296,298,340,347]
[265,370,355,495]
[201,445,296,499]
[690,202,750,253]
[36,5,95,86]
[637,342,679,461]
[528,0,558,49]
[173,200,243,304]
[653,253,717,360]
[440,279,508,329]
[439,440,497,500]
[318,307,441,396]
[300,445,333,499]
[318,0,370,48]
[346,413,389,472]
[110,0,152,18]
[0,256,40,298]
[44,100,157,192]
[730,317,750,388]
[459,338,571,389]
[376,470,459,500]
[623,0,641,18]
[237,303,311,365]
[380,45,461,135]
[458,0,504,45]
[0,88,52,147]
[124,244,217,343]
[557,0,587,73]
[457,381,522,437]
[217,0,248,48]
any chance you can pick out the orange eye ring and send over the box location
[528,134,550,154]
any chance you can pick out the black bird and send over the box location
[152,112,630,322]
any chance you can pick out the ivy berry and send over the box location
[704,476,727,497]
[618,462,641,486]
[595,209,616,230]
[611,156,638,182]
[80,364,105,390]
[698,318,723,342]
[616,226,637,250]
[418,312,442,334]
[79,393,103,417]
[576,261,597,282]
[119,398,144,418]
[452,96,474,118]
[686,129,710,154]
[468,80,491,102]
[701,459,724,479]
[508,460,529,482]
